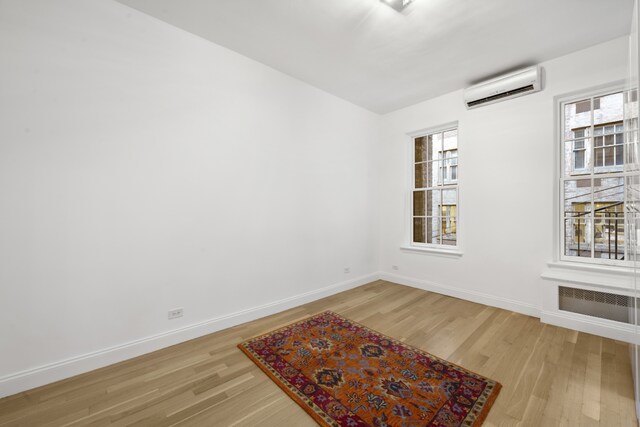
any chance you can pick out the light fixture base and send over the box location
[380,0,414,12]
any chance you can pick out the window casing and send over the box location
[559,87,636,266]
[411,126,458,248]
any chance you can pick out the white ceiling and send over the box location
[116,0,634,114]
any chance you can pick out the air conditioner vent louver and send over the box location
[466,85,535,108]
[558,286,637,324]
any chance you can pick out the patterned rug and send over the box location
[238,311,501,426]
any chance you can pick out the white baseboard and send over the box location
[380,272,540,317]
[0,273,379,399]
[540,309,638,343]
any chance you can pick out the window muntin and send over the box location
[560,90,631,264]
[412,127,458,248]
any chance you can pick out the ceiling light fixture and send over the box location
[380,0,414,12]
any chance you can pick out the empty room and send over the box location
[2,0,640,425]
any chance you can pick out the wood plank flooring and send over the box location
[0,280,637,426]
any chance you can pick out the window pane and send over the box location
[564,179,591,211]
[415,136,427,162]
[564,216,591,258]
[564,179,592,258]
[413,217,426,243]
[627,175,640,216]
[413,191,425,216]
[415,161,440,188]
[424,189,441,217]
[594,92,623,126]
[443,235,457,246]
[574,150,585,169]
[442,150,458,184]
[426,217,441,244]
[415,133,443,165]
[433,161,441,187]
[604,147,614,166]
[564,100,593,140]
[443,129,457,151]
[441,204,457,246]
[595,148,603,167]
[415,163,427,188]
[413,217,440,244]
[593,177,624,260]
[442,188,457,207]
[429,133,442,161]
[415,162,440,188]
[593,177,623,205]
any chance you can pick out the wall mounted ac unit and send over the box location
[463,66,541,109]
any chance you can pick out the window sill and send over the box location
[541,261,635,291]
[400,245,463,258]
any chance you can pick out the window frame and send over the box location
[557,82,631,267]
[405,122,461,255]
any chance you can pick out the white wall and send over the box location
[378,36,629,315]
[0,0,379,396]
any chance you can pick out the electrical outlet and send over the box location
[344,267,350,274]
[168,308,183,320]
[392,265,399,270]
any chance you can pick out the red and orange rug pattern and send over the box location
[238,311,501,426]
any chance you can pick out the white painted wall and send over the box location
[0,0,379,395]
[378,36,629,315]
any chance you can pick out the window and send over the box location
[572,129,586,170]
[593,123,624,167]
[411,126,458,248]
[560,89,634,264]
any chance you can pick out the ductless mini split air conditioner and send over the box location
[463,65,542,109]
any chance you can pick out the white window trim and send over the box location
[404,121,462,256]
[400,244,463,257]
[553,81,629,269]
[542,260,635,291]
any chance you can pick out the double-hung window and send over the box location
[559,87,637,265]
[411,125,459,248]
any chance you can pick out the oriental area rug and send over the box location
[238,311,501,426]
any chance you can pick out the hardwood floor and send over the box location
[0,280,637,426]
